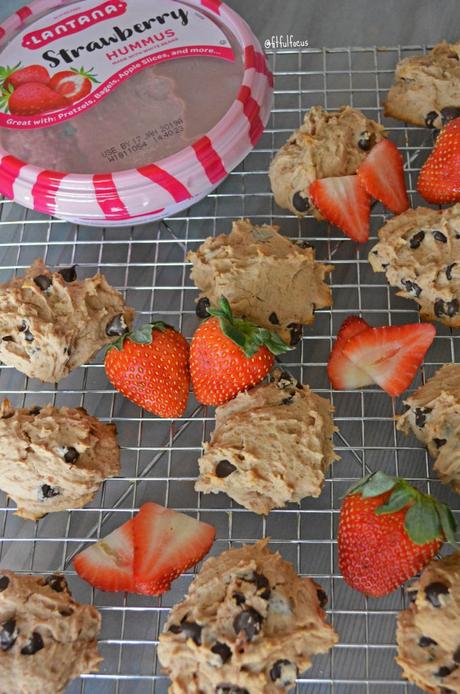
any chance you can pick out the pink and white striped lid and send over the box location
[0,0,273,226]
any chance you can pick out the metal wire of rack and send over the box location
[0,44,458,694]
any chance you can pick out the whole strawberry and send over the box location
[338,471,457,597]
[190,296,292,406]
[418,116,460,203]
[105,322,190,418]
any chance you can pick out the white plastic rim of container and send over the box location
[0,0,273,226]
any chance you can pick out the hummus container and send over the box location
[0,0,273,226]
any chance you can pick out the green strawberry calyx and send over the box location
[107,321,169,352]
[347,470,458,548]
[71,66,100,84]
[0,62,21,86]
[207,296,292,358]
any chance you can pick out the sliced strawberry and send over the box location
[73,519,135,592]
[309,175,371,243]
[328,316,374,389]
[357,139,410,214]
[342,323,436,397]
[133,502,215,595]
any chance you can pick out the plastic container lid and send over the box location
[0,0,273,225]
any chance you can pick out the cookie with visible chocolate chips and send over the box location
[269,105,385,218]
[0,570,101,694]
[369,205,460,327]
[195,373,339,514]
[158,539,338,694]
[188,218,333,344]
[384,41,460,128]
[0,399,119,520]
[398,364,460,495]
[396,552,460,693]
[0,258,134,382]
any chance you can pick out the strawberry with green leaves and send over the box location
[338,471,457,597]
[49,67,99,104]
[105,322,190,419]
[190,297,292,406]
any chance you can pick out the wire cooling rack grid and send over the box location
[0,45,458,694]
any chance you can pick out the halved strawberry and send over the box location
[73,519,135,592]
[328,316,374,389]
[133,502,215,595]
[357,139,410,214]
[342,322,436,397]
[309,175,371,243]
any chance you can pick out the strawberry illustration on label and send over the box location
[1,82,70,116]
[0,63,50,90]
[48,67,100,104]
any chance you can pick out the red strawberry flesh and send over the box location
[309,175,371,243]
[339,489,442,597]
[133,502,215,595]
[342,322,435,397]
[418,117,460,204]
[73,519,135,593]
[357,139,410,214]
[328,316,374,389]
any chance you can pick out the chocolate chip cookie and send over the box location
[269,105,385,217]
[384,41,460,128]
[0,400,119,520]
[369,205,460,327]
[398,364,460,495]
[188,218,333,345]
[158,539,338,693]
[396,552,460,693]
[0,570,101,694]
[0,259,134,382]
[195,372,338,514]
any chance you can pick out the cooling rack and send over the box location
[0,44,458,694]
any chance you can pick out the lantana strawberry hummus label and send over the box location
[0,0,235,129]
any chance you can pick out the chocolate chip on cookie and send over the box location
[402,279,422,297]
[415,407,432,428]
[288,322,303,346]
[434,665,457,678]
[425,581,450,608]
[270,659,298,687]
[357,130,376,151]
[433,230,448,243]
[211,641,232,663]
[292,191,310,213]
[58,266,77,283]
[433,438,447,448]
[215,460,237,478]
[409,230,425,249]
[435,298,459,318]
[195,297,211,319]
[105,313,128,337]
[33,275,52,291]
[233,607,263,641]
[0,576,10,592]
[39,484,60,500]
[419,635,438,647]
[317,588,328,608]
[269,312,279,325]
[45,575,68,593]
[2,335,14,342]
[0,619,18,651]
[60,447,79,465]
[216,686,249,694]
[21,632,44,656]
[424,111,440,129]
[232,592,246,606]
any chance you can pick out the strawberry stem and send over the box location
[347,471,458,548]
[207,296,292,358]
[107,321,168,352]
